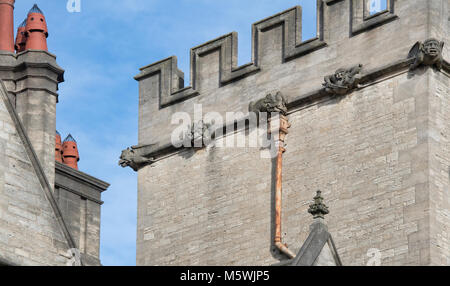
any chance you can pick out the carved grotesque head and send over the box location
[119,148,134,168]
[265,92,287,115]
[423,39,443,57]
[334,68,346,82]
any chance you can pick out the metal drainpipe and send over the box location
[270,114,296,259]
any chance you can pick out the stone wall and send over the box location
[284,71,429,266]
[137,70,442,266]
[132,0,450,265]
[0,41,108,266]
[429,71,450,265]
[0,86,70,266]
[55,162,109,266]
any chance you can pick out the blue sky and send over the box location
[11,0,382,266]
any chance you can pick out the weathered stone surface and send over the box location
[131,0,450,266]
[1,46,108,266]
[55,162,109,266]
[409,39,444,70]
[291,218,341,266]
[249,92,288,116]
[119,144,156,171]
[323,64,362,95]
[0,83,70,266]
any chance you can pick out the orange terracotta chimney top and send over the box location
[55,130,63,163]
[25,4,48,51]
[62,134,80,170]
[15,19,27,53]
[0,0,15,52]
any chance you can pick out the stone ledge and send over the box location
[56,161,110,194]
[124,55,450,170]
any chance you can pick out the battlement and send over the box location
[135,0,449,150]
[130,0,450,266]
[135,3,326,108]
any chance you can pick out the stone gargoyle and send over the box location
[249,91,288,116]
[323,64,363,95]
[185,120,212,148]
[119,145,155,171]
[408,38,444,71]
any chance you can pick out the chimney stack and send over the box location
[24,4,48,51]
[15,19,27,53]
[55,131,63,163]
[62,134,80,170]
[0,0,15,52]
[9,3,64,187]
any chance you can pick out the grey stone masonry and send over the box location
[131,0,450,266]
[0,49,64,188]
[0,41,110,266]
[55,162,109,266]
[0,81,71,266]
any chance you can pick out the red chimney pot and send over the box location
[24,4,48,51]
[55,131,63,163]
[62,134,80,170]
[0,0,15,52]
[15,19,27,53]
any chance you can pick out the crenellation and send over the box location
[135,1,329,109]
[133,0,450,157]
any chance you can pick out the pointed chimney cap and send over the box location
[63,134,77,143]
[56,130,61,136]
[28,4,44,15]
[19,19,27,28]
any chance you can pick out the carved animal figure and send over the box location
[409,38,444,70]
[249,92,288,116]
[323,64,363,95]
[119,146,155,171]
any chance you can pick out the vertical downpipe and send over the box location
[271,114,296,259]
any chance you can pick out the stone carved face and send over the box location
[334,69,346,82]
[323,64,362,95]
[264,92,287,115]
[119,148,133,167]
[423,39,442,57]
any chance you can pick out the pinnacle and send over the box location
[28,4,44,15]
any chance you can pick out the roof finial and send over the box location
[63,134,76,143]
[308,191,329,219]
[19,19,27,28]
[28,4,44,15]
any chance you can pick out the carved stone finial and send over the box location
[408,38,444,71]
[249,91,288,116]
[308,191,330,219]
[323,64,363,95]
[119,146,155,171]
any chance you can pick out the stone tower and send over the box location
[123,0,450,266]
[0,2,109,266]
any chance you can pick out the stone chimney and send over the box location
[13,4,65,187]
